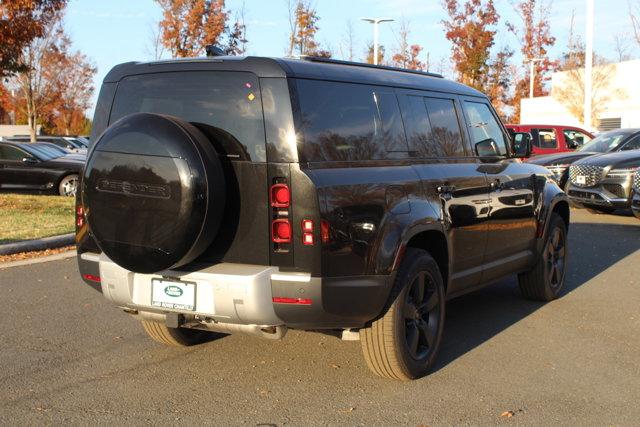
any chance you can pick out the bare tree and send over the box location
[554,15,625,127]
[147,23,166,60]
[631,0,640,48]
[613,33,632,62]
[339,20,356,61]
[286,0,298,56]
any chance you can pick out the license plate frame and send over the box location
[151,278,196,311]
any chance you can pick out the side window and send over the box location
[0,146,26,161]
[563,129,591,149]
[399,95,466,158]
[423,97,466,157]
[296,79,408,162]
[462,101,508,156]
[533,128,558,149]
[620,135,640,151]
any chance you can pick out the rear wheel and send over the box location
[141,320,219,346]
[518,213,567,301]
[58,174,78,197]
[360,248,445,380]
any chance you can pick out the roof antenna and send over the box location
[205,45,225,57]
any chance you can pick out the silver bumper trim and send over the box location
[97,254,312,327]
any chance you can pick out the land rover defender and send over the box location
[76,55,570,380]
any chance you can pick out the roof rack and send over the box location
[299,56,443,79]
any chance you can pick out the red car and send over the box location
[506,124,594,156]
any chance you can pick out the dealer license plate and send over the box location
[151,279,196,311]
[576,175,587,185]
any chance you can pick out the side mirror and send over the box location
[22,157,38,164]
[475,138,499,157]
[511,132,532,158]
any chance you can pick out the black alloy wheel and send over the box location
[403,271,440,361]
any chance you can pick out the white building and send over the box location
[520,59,640,132]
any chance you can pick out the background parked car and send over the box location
[526,128,640,191]
[3,135,87,154]
[0,141,84,196]
[506,124,594,156]
[632,170,640,219]
[567,150,640,214]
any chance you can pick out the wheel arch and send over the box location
[396,226,449,293]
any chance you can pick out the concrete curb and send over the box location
[0,233,75,256]
[0,249,77,270]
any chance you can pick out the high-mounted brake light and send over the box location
[270,184,290,208]
[272,219,292,243]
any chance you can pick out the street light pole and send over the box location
[525,58,544,98]
[584,0,594,129]
[361,17,394,65]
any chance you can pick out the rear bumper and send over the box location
[78,252,392,331]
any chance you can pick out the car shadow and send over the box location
[434,221,640,371]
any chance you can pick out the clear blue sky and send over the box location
[63,0,635,109]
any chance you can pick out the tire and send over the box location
[141,320,219,346]
[518,213,568,301]
[83,113,226,273]
[58,174,78,197]
[585,206,616,215]
[360,248,446,381]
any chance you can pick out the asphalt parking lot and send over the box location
[1,208,639,425]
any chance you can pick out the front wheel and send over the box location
[58,174,78,197]
[518,213,568,301]
[360,248,446,380]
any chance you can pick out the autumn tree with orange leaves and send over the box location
[508,0,557,122]
[390,20,427,70]
[4,11,96,139]
[442,0,499,91]
[287,0,331,57]
[156,0,227,57]
[365,43,385,65]
[0,0,67,76]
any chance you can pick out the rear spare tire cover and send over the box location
[83,113,225,273]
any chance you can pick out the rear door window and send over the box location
[295,79,408,162]
[532,128,558,149]
[397,95,467,158]
[110,71,266,162]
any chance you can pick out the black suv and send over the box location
[76,56,570,380]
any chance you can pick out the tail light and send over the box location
[301,219,314,245]
[76,205,85,227]
[320,220,330,243]
[270,184,290,208]
[272,219,291,243]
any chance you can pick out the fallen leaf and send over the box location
[500,411,515,418]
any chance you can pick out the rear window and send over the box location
[295,79,408,162]
[110,71,266,162]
